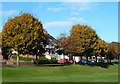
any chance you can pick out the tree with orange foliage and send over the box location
[2,13,47,65]
[58,24,108,64]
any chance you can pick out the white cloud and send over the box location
[61,2,98,11]
[47,7,65,12]
[46,2,98,12]
[0,10,18,17]
[44,17,87,29]
[72,12,80,15]
[43,21,72,29]
[69,17,87,23]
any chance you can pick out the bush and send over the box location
[12,55,34,61]
[12,55,17,59]
[50,59,58,64]
[34,57,58,64]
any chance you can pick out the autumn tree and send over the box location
[94,38,108,63]
[108,42,120,62]
[57,24,108,64]
[57,33,76,55]
[2,13,47,65]
[0,33,1,47]
[69,24,108,64]
[57,33,77,64]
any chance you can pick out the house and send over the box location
[73,56,80,63]
[57,54,69,60]
[44,54,54,59]
[44,33,67,60]
[45,33,58,56]
[9,33,65,60]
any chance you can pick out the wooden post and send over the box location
[17,53,19,66]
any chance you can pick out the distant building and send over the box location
[45,33,58,55]
[44,33,65,60]
[9,33,65,60]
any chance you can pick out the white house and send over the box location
[73,56,81,63]
[45,54,54,59]
[56,54,69,60]
[44,34,64,60]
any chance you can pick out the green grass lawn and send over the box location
[2,63,118,82]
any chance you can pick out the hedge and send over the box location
[12,55,34,61]
[12,56,58,64]
[34,57,58,64]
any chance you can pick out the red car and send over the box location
[69,60,74,64]
[60,59,68,63]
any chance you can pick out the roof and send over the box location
[46,34,59,46]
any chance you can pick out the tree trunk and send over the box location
[118,55,119,60]
[87,55,88,64]
[36,55,38,66]
[85,53,88,64]
[107,55,109,63]
[109,56,111,63]
[95,55,97,63]
[80,56,82,64]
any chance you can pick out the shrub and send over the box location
[12,55,17,59]
[50,59,58,64]
[34,57,58,64]
[12,55,34,61]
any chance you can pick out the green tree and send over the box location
[2,13,47,65]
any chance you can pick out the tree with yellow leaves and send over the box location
[69,24,108,64]
[2,13,47,65]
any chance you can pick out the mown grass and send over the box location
[2,63,118,82]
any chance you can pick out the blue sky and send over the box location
[0,2,118,43]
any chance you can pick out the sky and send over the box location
[0,2,118,43]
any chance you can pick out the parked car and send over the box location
[60,59,69,63]
[91,60,96,63]
[69,60,74,64]
[83,60,91,64]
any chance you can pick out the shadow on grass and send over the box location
[85,62,119,68]
[36,62,119,68]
